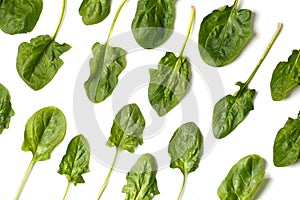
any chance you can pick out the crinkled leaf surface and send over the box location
[16,35,71,91]
[0,83,14,134]
[106,104,145,153]
[122,153,160,200]
[79,0,110,25]
[148,52,190,116]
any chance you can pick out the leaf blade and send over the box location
[0,83,14,134]
[79,0,111,25]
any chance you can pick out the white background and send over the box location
[1,0,300,199]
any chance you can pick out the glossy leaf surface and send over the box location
[0,83,14,134]
[79,0,110,25]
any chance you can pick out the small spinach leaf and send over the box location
[131,0,176,49]
[217,154,265,200]
[198,0,252,67]
[122,153,160,200]
[0,83,14,134]
[270,50,300,101]
[79,0,111,25]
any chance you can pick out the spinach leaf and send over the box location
[79,0,111,25]
[213,23,282,139]
[84,0,128,103]
[131,0,176,49]
[0,83,14,134]
[122,153,159,200]
[0,0,43,34]
[97,103,145,199]
[273,111,300,167]
[16,0,71,91]
[148,6,194,116]
[198,0,252,67]
[217,154,265,200]
[270,50,300,101]
[15,106,66,199]
[168,122,202,200]
[58,134,90,200]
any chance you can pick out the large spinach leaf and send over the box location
[168,122,202,200]
[217,154,265,200]
[270,50,300,101]
[79,0,111,25]
[58,134,90,199]
[122,153,159,200]
[131,0,176,49]
[273,111,300,167]
[0,83,14,134]
[213,23,282,139]
[198,0,252,67]
[0,0,43,34]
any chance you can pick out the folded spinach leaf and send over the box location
[15,106,66,199]
[79,0,111,25]
[0,0,43,34]
[168,122,202,200]
[16,0,71,91]
[58,134,90,200]
[0,83,14,134]
[270,50,300,101]
[97,103,145,199]
[122,153,159,200]
[273,111,300,167]
[84,0,127,103]
[213,23,282,139]
[131,0,176,49]
[198,0,252,67]
[217,154,265,200]
[148,6,194,116]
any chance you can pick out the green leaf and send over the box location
[131,0,176,49]
[0,83,14,134]
[270,50,300,101]
[0,0,43,34]
[21,106,67,161]
[198,0,252,67]
[273,112,300,167]
[84,42,126,103]
[168,122,202,175]
[213,82,255,139]
[58,134,90,185]
[79,0,111,25]
[106,103,145,153]
[122,153,160,200]
[217,154,265,200]
[148,52,190,116]
[16,35,71,91]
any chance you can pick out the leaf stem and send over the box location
[179,6,195,56]
[62,181,71,200]
[244,23,282,87]
[177,173,187,200]
[14,158,36,200]
[52,0,67,39]
[96,148,120,199]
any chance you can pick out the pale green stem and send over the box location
[14,158,36,200]
[96,148,120,199]
[52,0,67,39]
[62,181,72,200]
[179,6,195,56]
[176,173,187,200]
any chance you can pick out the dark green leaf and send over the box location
[122,153,160,200]
[168,122,202,175]
[198,0,252,67]
[131,0,175,49]
[217,154,265,200]
[148,52,190,116]
[58,134,90,185]
[79,0,110,25]
[21,106,67,161]
[16,35,71,91]
[270,50,300,101]
[84,42,126,103]
[0,83,14,134]
[106,103,145,153]
[273,112,300,167]
[0,0,43,34]
[213,82,255,139]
